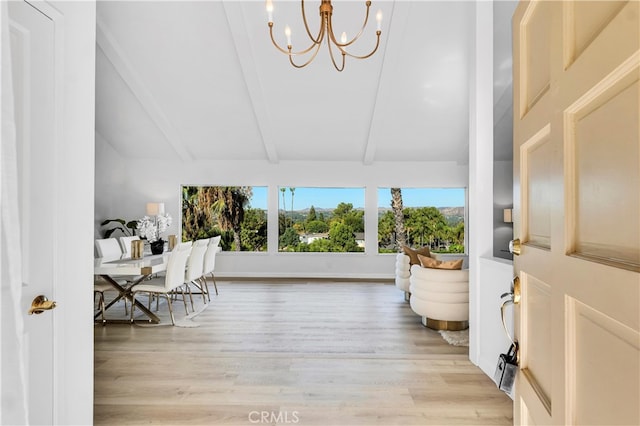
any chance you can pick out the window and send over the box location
[181,186,267,252]
[278,187,365,252]
[378,187,465,253]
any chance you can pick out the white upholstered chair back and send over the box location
[203,237,220,274]
[163,242,192,292]
[186,239,209,282]
[95,238,123,259]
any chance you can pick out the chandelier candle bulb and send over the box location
[285,25,291,47]
[341,32,347,45]
[376,9,382,31]
[266,0,273,22]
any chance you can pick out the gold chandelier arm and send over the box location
[300,0,322,44]
[326,36,346,72]
[326,16,381,60]
[334,0,372,48]
[269,22,323,56]
[289,40,324,68]
[342,30,381,60]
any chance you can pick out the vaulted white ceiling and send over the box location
[95,1,516,165]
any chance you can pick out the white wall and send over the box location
[493,160,514,259]
[468,0,494,366]
[477,256,514,395]
[95,157,468,278]
[52,1,96,424]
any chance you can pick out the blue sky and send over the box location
[247,187,465,210]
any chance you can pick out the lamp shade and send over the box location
[503,208,513,223]
[146,202,165,216]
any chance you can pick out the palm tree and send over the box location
[280,187,287,226]
[289,187,296,228]
[210,186,251,251]
[390,188,407,249]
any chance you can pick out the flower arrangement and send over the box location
[137,213,172,243]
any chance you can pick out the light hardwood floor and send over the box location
[94,280,513,425]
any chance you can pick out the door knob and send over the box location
[28,295,57,315]
[509,238,521,256]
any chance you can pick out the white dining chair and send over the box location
[202,236,222,298]
[94,238,132,317]
[94,276,114,325]
[118,235,141,256]
[184,239,209,306]
[95,238,124,259]
[129,242,193,325]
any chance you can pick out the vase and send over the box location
[150,239,165,255]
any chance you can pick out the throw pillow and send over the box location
[402,245,431,265]
[417,254,463,270]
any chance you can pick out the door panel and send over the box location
[569,299,640,425]
[521,128,553,249]
[513,1,640,425]
[8,2,55,424]
[570,71,639,269]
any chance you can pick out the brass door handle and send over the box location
[509,238,521,256]
[28,295,57,315]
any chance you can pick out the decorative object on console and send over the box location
[503,208,513,223]
[265,0,383,72]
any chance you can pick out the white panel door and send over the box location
[9,2,56,424]
[513,1,639,424]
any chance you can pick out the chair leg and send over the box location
[210,272,219,295]
[199,277,210,303]
[165,294,175,325]
[99,292,106,325]
[130,292,137,323]
[185,283,195,312]
[180,288,189,315]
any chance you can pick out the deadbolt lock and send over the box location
[509,238,521,256]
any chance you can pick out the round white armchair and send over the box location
[409,264,469,331]
[394,253,411,300]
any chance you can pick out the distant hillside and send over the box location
[378,206,463,217]
[283,206,464,222]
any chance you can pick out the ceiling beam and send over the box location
[222,1,280,164]
[96,18,193,162]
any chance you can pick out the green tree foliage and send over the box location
[306,220,329,234]
[182,186,266,252]
[377,204,464,253]
[240,208,267,251]
[307,205,317,222]
[279,227,300,251]
[329,222,360,252]
[331,202,364,232]
[306,238,332,252]
[378,210,395,246]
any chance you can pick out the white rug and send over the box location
[135,301,209,328]
[439,329,469,347]
[98,293,209,328]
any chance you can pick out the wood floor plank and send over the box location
[94,281,512,425]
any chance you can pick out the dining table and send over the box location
[94,253,170,324]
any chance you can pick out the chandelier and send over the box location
[266,0,383,72]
